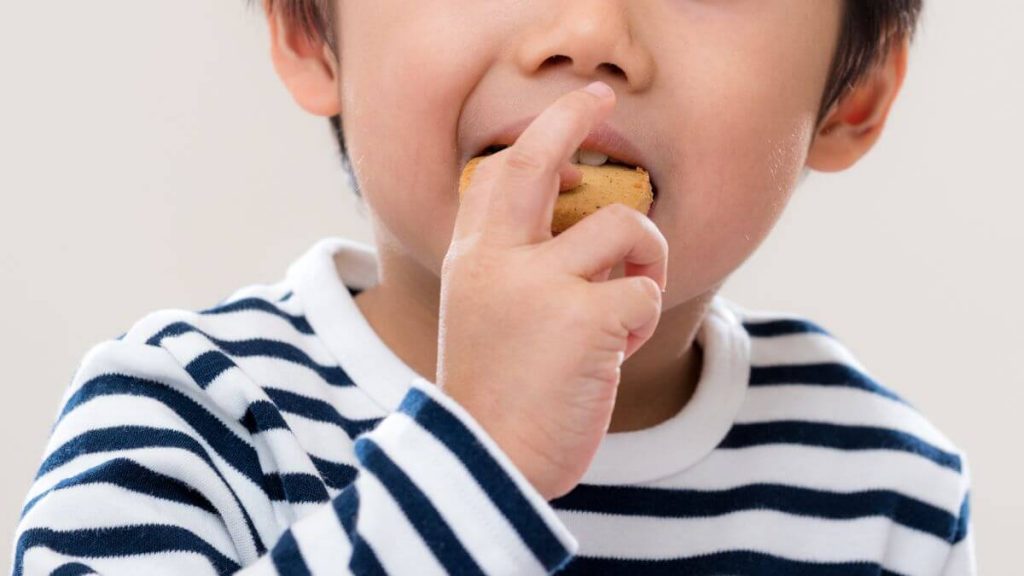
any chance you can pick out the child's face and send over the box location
[333,1,842,305]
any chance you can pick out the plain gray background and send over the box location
[2,0,1020,571]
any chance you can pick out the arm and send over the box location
[938,490,976,576]
[12,338,577,575]
[936,450,975,576]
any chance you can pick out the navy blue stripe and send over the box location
[953,491,971,544]
[551,483,957,541]
[263,472,330,504]
[21,457,217,519]
[279,290,294,302]
[719,421,962,472]
[333,486,387,576]
[270,530,313,576]
[56,374,266,486]
[145,321,354,387]
[241,400,290,434]
[743,318,830,338]
[50,562,96,576]
[750,362,905,404]
[398,387,572,572]
[14,524,241,576]
[557,551,903,576]
[201,297,314,335]
[355,438,484,575]
[34,425,266,555]
[264,386,382,438]
[310,455,358,491]
[184,351,237,389]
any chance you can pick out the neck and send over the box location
[351,246,713,433]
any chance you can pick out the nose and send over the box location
[515,1,654,92]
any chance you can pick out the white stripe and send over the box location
[61,340,198,400]
[20,546,223,576]
[151,312,338,367]
[884,523,955,576]
[736,385,960,453]
[250,428,325,478]
[651,444,963,514]
[28,447,219,517]
[16,483,237,561]
[237,358,385,419]
[23,446,267,566]
[939,533,976,576]
[270,415,359,466]
[290,500,354,575]
[558,508,949,570]
[236,554,281,576]
[274,500,327,523]
[355,465,447,575]
[749,331,868,372]
[42,393,196,459]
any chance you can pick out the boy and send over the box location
[11,0,975,574]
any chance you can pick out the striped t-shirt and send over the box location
[11,236,975,575]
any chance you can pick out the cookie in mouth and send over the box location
[459,150,654,236]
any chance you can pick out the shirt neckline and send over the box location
[288,236,751,484]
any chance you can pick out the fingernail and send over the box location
[583,81,613,99]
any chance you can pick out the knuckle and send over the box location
[632,276,662,306]
[561,295,595,330]
[604,202,641,227]
[503,145,551,174]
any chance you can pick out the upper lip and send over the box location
[472,116,652,175]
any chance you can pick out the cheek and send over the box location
[338,7,485,273]
[661,63,822,302]
[651,7,835,301]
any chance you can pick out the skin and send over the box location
[267,0,909,433]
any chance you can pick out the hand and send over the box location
[436,81,668,500]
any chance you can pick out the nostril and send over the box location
[543,55,572,67]
[598,62,626,81]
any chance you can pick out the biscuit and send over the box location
[459,156,653,236]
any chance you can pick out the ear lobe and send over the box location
[806,38,910,173]
[267,8,341,117]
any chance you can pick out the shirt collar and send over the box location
[288,236,751,483]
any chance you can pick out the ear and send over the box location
[806,37,910,172]
[266,3,341,117]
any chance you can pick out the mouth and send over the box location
[475,144,659,206]
[468,117,659,209]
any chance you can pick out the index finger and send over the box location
[483,81,616,247]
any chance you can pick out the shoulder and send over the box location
[720,298,972,538]
[119,279,341,375]
[67,278,351,410]
[723,298,953,446]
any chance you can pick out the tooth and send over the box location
[578,149,609,166]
